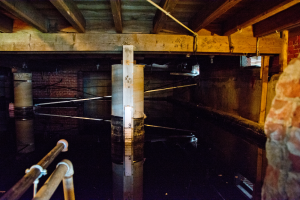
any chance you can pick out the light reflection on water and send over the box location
[0,100,254,199]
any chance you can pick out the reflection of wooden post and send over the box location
[280,30,288,72]
[259,56,269,124]
[253,148,264,200]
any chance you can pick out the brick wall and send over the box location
[34,107,83,134]
[32,71,81,98]
[288,35,300,62]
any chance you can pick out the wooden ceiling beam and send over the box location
[152,0,179,34]
[0,0,48,32]
[110,0,122,33]
[224,0,300,36]
[0,12,13,33]
[189,0,242,32]
[50,0,86,33]
[253,3,300,37]
[0,33,282,54]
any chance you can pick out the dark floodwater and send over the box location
[0,100,255,200]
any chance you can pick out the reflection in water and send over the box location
[15,117,35,153]
[112,141,144,200]
[0,100,263,199]
[111,113,145,200]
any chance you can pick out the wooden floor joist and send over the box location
[0,33,282,54]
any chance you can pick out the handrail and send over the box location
[0,140,69,200]
[33,159,75,200]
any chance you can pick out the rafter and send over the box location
[224,0,300,36]
[152,0,179,34]
[189,0,242,32]
[109,0,122,33]
[0,12,13,33]
[50,0,86,33]
[0,0,48,32]
[253,3,300,37]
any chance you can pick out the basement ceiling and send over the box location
[0,0,299,36]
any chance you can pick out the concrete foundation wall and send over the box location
[174,68,262,122]
[172,68,281,123]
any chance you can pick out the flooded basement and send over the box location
[0,99,263,200]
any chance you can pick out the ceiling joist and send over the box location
[0,12,13,33]
[0,0,48,33]
[152,0,179,34]
[50,0,86,33]
[224,0,300,36]
[253,3,300,37]
[110,0,123,33]
[189,0,242,32]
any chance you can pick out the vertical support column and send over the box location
[254,56,269,200]
[259,56,269,124]
[122,46,134,200]
[280,30,289,72]
[13,72,33,114]
[123,45,134,143]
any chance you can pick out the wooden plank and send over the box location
[0,33,282,54]
[259,56,270,124]
[123,45,134,143]
[253,3,300,37]
[224,0,300,36]
[152,0,179,34]
[0,12,13,33]
[279,30,289,71]
[110,0,122,33]
[50,0,86,33]
[189,0,242,32]
[0,0,48,32]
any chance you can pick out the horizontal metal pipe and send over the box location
[35,112,104,121]
[144,124,195,133]
[0,141,67,200]
[34,96,111,106]
[35,112,196,133]
[144,84,197,93]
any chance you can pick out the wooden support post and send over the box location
[259,56,269,124]
[280,30,289,72]
[123,45,134,143]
